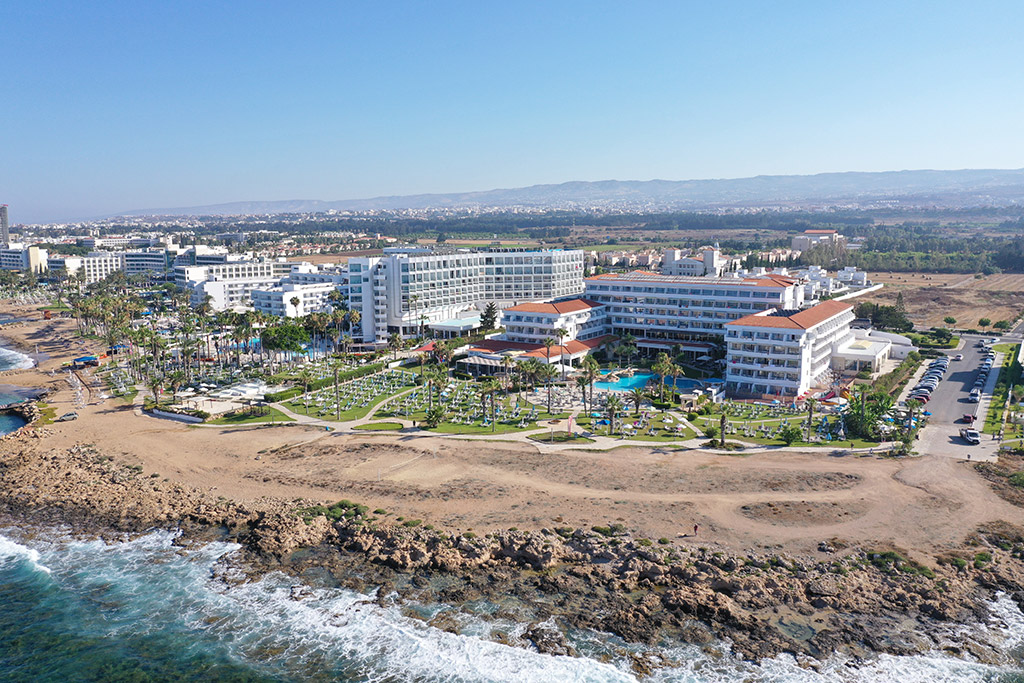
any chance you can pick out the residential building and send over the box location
[661,247,727,277]
[791,229,845,252]
[0,205,8,247]
[347,247,584,344]
[0,244,47,274]
[724,300,859,398]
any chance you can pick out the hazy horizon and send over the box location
[3,2,1024,223]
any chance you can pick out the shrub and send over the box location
[637,538,653,547]
[704,425,719,439]
[462,531,476,539]
[951,557,968,569]
[658,537,670,545]
[1009,472,1024,488]
[591,525,614,537]
[402,519,422,528]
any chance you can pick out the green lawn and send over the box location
[993,343,1017,355]
[352,421,404,431]
[283,386,415,422]
[207,407,295,425]
[982,345,1021,435]
[575,413,695,441]
[528,432,595,444]
[425,411,570,435]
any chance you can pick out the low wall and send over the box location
[148,408,205,424]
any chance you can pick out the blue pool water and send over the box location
[594,370,702,392]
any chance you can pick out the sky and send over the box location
[2,1,1024,223]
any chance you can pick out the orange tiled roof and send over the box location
[503,298,603,314]
[726,300,853,330]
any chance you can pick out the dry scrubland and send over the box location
[862,272,1024,328]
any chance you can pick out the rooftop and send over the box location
[726,300,854,330]
[586,271,797,288]
[503,298,603,315]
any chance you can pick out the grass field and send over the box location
[861,272,1024,329]
[207,407,295,426]
[352,421,404,431]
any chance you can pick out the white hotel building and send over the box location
[347,247,584,344]
[251,264,348,318]
[724,300,857,398]
[582,271,804,354]
[178,258,295,311]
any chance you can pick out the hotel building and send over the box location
[347,247,584,344]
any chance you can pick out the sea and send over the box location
[0,530,1022,683]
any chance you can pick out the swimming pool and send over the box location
[594,370,703,392]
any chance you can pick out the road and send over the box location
[911,334,1004,462]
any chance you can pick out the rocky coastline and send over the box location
[2,432,1024,670]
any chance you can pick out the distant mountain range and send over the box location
[120,168,1024,217]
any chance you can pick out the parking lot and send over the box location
[908,335,1003,462]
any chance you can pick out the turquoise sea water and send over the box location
[1,530,1023,682]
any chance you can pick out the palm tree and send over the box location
[480,379,499,432]
[582,355,600,410]
[538,363,558,416]
[501,355,516,392]
[543,337,557,373]
[605,394,623,434]
[628,387,648,416]
[519,358,542,397]
[575,375,590,413]
[652,352,671,401]
[290,296,301,317]
[387,332,403,361]
[334,367,341,420]
[554,328,569,379]
[805,398,817,443]
[298,369,313,414]
[719,404,730,448]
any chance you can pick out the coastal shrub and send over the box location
[591,526,614,537]
[402,519,422,527]
[555,527,575,538]
[658,538,670,545]
[462,531,476,539]
[637,538,652,547]
[1009,472,1024,488]
[687,412,698,421]
[974,552,992,569]
[704,425,719,439]
[373,508,387,515]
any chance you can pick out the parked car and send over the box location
[969,389,982,403]
[953,354,964,361]
[962,414,977,424]
[57,412,78,422]
[960,428,981,445]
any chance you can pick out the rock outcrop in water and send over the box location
[2,435,1023,665]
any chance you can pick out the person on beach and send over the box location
[693,524,699,537]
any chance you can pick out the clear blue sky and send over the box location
[2,1,1023,223]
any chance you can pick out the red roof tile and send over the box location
[726,300,853,330]
[503,298,603,314]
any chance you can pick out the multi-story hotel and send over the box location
[500,299,607,344]
[724,300,857,398]
[179,258,295,310]
[251,263,348,318]
[347,247,584,344]
[582,271,804,354]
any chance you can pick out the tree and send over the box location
[994,320,1011,330]
[979,318,991,329]
[554,329,569,379]
[628,387,648,416]
[424,405,446,428]
[575,375,590,413]
[779,425,802,445]
[605,394,623,434]
[387,332,403,360]
[582,355,600,409]
[290,296,301,316]
[894,291,906,314]
[652,352,671,401]
[480,301,498,330]
[718,404,729,448]
[805,398,817,442]
[298,369,313,414]
[538,363,558,415]
[943,316,957,327]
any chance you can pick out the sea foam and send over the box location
[0,533,52,574]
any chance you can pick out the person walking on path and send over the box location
[693,524,699,537]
